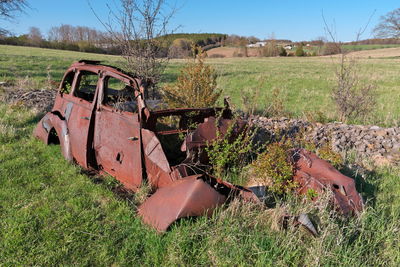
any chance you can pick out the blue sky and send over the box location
[2,0,399,41]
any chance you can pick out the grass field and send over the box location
[1,45,400,266]
[1,45,400,126]
[342,44,400,51]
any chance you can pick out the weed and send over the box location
[251,142,297,194]
[205,117,255,179]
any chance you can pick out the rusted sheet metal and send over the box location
[292,149,364,215]
[183,116,247,151]
[138,175,226,231]
[34,112,72,162]
[33,60,365,233]
[94,106,143,191]
[138,174,259,231]
[141,128,175,189]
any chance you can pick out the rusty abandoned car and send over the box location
[34,60,364,231]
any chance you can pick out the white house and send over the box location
[246,41,267,48]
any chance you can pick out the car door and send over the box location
[62,69,99,168]
[93,73,143,191]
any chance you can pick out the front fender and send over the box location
[33,112,72,162]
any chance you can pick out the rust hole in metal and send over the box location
[32,60,365,232]
[116,152,123,164]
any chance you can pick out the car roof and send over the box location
[70,60,138,82]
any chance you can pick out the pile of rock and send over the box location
[1,88,56,113]
[250,116,400,164]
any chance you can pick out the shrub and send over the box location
[317,144,343,169]
[264,87,289,117]
[205,119,254,178]
[162,46,221,108]
[251,142,296,194]
[262,42,279,57]
[332,57,377,122]
[279,46,287,56]
[295,45,305,56]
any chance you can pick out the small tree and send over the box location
[278,46,287,56]
[332,57,376,122]
[295,45,305,56]
[162,46,221,108]
[91,0,176,97]
[322,12,377,122]
[262,41,279,57]
[28,26,43,46]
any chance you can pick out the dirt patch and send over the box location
[1,87,56,112]
[323,47,400,59]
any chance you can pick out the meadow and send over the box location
[342,44,400,51]
[0,45,399,266]
[2,45,400,126]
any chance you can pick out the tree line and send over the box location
[0,25,120,54]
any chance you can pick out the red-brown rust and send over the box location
[138,174,259,231]
[33,60,364,232]
[138,175,227,231]
[292,149,364,215]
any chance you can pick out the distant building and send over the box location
[246,41,267,48]
[284,44,293,50]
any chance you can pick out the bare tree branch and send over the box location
[322,10,377,122]
[355,9,376,42]
[373,8,400,38]
[0,0,28,35]
[89,0,178,98]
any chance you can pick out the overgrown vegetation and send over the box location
[1,103,399,265]
[249,134,344,194]
[1,44,400,266]
[295,45,305,57]
[162,46,221,108]
[205,119,254,180]
[2,45,399,126]
[251,142,296,194]
[332,56,377,122]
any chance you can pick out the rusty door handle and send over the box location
[81,116,90,120]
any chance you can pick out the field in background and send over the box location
[1,45,400,126]
[342,44,400,51]
[1,45,400,265]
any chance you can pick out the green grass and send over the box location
[1,45,400,265]
[342,44,400,52]
[2,45,400,126]
[0,104,399,265]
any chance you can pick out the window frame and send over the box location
[59,69,76,95]
[71,69,100,103]
[99,72,138,113]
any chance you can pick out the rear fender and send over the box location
[34,112,72,162]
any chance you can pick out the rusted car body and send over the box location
[34,60,363,232]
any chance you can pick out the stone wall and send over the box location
[250,116,400,164]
